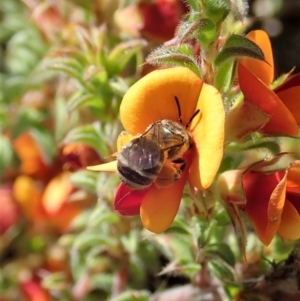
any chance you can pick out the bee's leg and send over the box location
[154,158,186,188]
[171,158,186,170]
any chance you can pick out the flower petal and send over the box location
[276,87,300,124]
[117,132,135,151]
[239,30,274,85]
[217,170,245,204]
[87,160,117,171]
[265,171,287,243]
[120,67,203,134]
[42,172,74,214]
[188,83,225,189]
[238,64,299,136]
[114,183,147,215]
[277,199,300,240]
[243,171,286,245]
[140,166,188,233]
[286,160,300,194]
[225,101,269,141]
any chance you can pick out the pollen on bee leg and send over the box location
[154,159,185,188]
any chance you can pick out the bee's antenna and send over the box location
[174,96,182,124]
[186,109,200,129]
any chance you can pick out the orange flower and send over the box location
[13,132,49,179]
[13,172,92,231]
[88,67,225,233]
[226,30,300,140]
[219,160,300,246]
[61,143,102,172]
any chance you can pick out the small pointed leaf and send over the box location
[0,135,14,175]
[205,243,236,266]
[214,34,266,68]
[194,18,216,46]
[214,59,236,92]
[205,0,231,23]
[106,39,147,75]
[147,44,201,76]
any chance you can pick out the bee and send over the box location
[117,96,200,190]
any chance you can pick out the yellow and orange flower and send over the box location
[219,160,300,246]
[88,67,225,233]
[13,172,93,232]
[226,30,300,140]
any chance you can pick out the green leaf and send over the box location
[214,34,266,67]
[87,203,120,227]
[194,18,216,46]
[67,91,104,112]
[208,259,234,282]
[167,216,193,235]
[186,0,200,11]
[0,134,14,177]
[54,96,68,143]
[73,232,116,251]
[69,170,98,192]
[176,18,216,46]
[63,124,109,156]
[204,0,231,23]
[109,291,150,301]
[106,39,147,76]
[30,127,56,164]
[90,273,114,292]
[147,44,201,77]
[214,59,236,93]
[205,243,236,266]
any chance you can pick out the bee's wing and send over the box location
[123,137,163,170]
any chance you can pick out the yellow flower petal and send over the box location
[42,172,73,214]
[117,131,135,151]
[120,67,203,134]
[87,160,117,171]
[278,199,300,240]
[239,30,274,85]
[188,83,225,189]
[140,171,188,233]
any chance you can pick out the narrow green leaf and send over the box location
[204,0,231,23]
[69,170,98,192]
[214,59,236,93]
[30,127,56,164]
[73,232,115,250]
[208,260,234,282]
[147,44,201,77]
[54,96,67,143]
[63,124,109,155]
[67,92,103,112]
[106,39,147,76]
[0,135,14,176]
[186,0,199,11]
[109,291,150,301]
[205,243,236,266]
[194,18,216,46]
